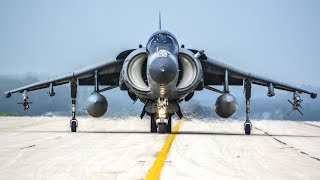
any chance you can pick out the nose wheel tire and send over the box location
[158,123,166,134]
[71,121,77,132]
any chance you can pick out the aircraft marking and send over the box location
[145,119,183,180]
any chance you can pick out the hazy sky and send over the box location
[1,0,320,86]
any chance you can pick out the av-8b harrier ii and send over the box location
[4,18,317,135]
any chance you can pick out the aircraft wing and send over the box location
[200,54,317,99]
[4,59,123,97]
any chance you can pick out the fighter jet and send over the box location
[4,15,317,135]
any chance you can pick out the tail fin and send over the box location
[159,11,162,30]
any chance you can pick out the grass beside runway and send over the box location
[145,119,183,180]
[0,113,19,116]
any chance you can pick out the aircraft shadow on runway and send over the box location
[9,130,320,138]
[174,131,320,138]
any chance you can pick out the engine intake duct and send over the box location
[177,53,198,89]
[127,53,149,90]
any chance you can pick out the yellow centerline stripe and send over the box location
[145,119,183,180]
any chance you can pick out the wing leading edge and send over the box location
[4,59,123,98]
[200,53,317,99]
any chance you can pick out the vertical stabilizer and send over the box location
[159,11,162,30]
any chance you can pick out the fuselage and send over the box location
[121,30,203,102]
[146,30,180,99]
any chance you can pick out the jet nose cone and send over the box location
[149,57,178,84]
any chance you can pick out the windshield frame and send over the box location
[146,30,179,55]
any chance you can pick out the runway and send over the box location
[0,116,319,180]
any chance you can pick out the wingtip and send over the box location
[311,93,317,99]
[4,91,11,98]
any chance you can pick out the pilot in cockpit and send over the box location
[146,32,179,55]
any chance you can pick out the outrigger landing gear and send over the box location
[70,80,78,132]
[70,118,77,132]
[244,79,252,135]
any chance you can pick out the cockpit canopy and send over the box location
[146,31,179,55]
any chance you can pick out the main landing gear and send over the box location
[244,79,252,135]
[166,117,172,133]
[150,115,157,133]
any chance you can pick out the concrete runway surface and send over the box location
[0,116,319,180]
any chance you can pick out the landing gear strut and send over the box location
[148,98,175,134]
[244,79,252,135]
[70,80,78,132]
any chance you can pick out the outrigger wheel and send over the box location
[244,122,251,135]
[71,120,77,132]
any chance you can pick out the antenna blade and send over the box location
[159,11,162,30]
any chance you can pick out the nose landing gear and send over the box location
[158,123,167,134]
[150,115,172,134]
[155,117,172,134]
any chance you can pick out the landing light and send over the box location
[159,108,166,118]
